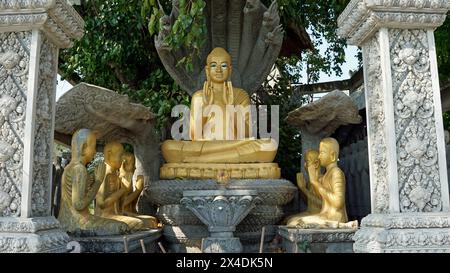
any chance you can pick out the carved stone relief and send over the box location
[390,29,442,213]
[0,31,30,217]
[363,32,389,213]
[31,34,58,217]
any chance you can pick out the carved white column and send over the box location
[338,0,450,253]
[0,0,84,252]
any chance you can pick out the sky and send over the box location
[301,45,360,84]
[300,44,360,101]
[56,74,73,101]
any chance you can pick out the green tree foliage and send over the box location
[144,0,206,71]
[436,15,450,83]
[60,0,190,131]
[271,0,350,82]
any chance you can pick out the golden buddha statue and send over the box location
[58,129,129,236]
[95,142,147,231]
[286,138,358,229]
[161,47,280,179]
[284,150,322,224]
[119,152,159,228]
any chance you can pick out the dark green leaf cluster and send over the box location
[143,0,206,71]
[436,15,450,83]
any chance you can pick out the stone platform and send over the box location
[0,217,70,253]
[354,213,450,253]
[72,229,162,253]
[141,179,297,253]
[278,226,356,253]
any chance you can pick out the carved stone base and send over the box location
[278,226,355,253]
[160,163,281,180]
[72,229,162,253]
[203,237,242,253]
[0,217,70,253]
[354,213,450,253]
[144,179,297,253]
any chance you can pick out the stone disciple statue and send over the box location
[287,138,358,229]
[57,129,129,236]
[95,142,148,230]
[161,47,279,179]
[119,152,158,228]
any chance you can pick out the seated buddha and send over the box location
[161,47,280,180]
[286,138,358,229]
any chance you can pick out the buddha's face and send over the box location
[81,133,97,164]
[206,53,232,84]
[105,143,124,170]
[318,142,336,167]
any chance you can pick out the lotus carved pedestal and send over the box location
[181,190,260,253]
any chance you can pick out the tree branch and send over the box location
[108,62,137,89]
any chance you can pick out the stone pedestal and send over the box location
[338,0,450,252]
[0,1,84,252]
[142,179,297,253]
[278,226,355,253]
[353,213,450,253]
[72,229,162,253]
[181,190,260,253]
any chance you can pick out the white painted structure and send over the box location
[338,0,450,252]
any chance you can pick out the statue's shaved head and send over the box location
[207,47,232,66]
[320,137,340,158]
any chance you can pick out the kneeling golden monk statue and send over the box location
[287,138,358,229]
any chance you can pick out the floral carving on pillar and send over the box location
[0,31,30,217]
[391,29,442,212]
[364,33,390,213]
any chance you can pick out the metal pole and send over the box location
[123,236,129,253]
[158,242,167,253]
[259,226,266,253]
[140,239,147,253]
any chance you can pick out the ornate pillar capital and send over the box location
[0,0,84,48]
[338,0,450,46]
